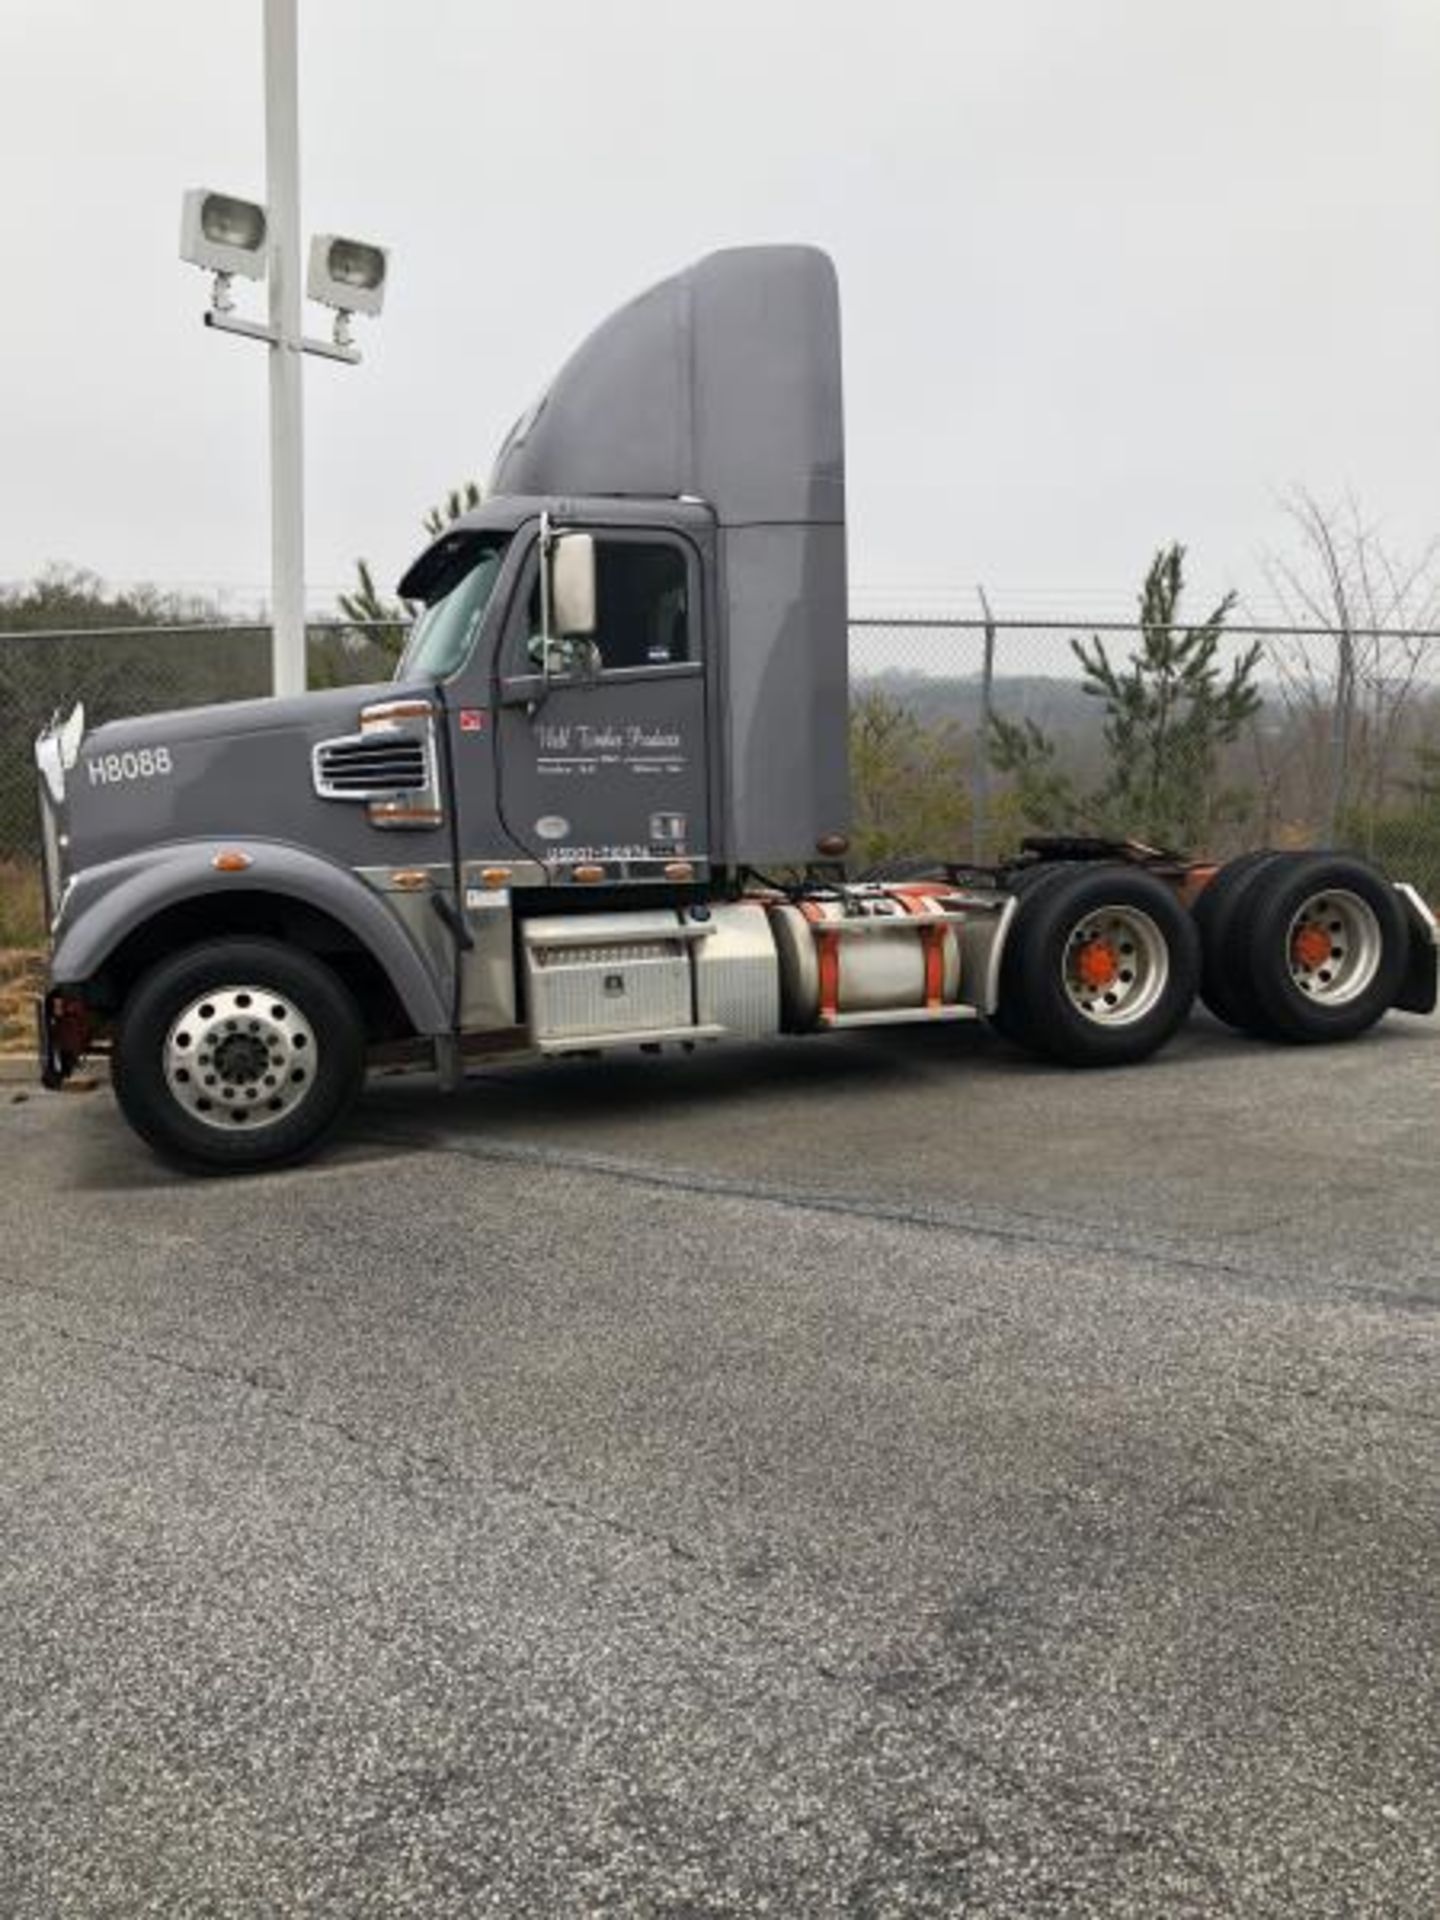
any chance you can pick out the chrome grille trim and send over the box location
[313,734,428,798]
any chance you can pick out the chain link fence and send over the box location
[3,615,1439,895]
[850,616,1440,894]
[0,620,404,883]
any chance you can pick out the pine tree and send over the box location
[988,544,1263,852]
[338,480,486,649]
[336,558,410,630]
[422,481,483,539]
[1075,544,1261,847]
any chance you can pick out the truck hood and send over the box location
[61,680,449,874]
[81,682,396,754]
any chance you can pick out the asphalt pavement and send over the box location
[1,1008,1436,1916]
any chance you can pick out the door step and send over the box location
[538,1022,729,1056]
[818,1005,979,1030]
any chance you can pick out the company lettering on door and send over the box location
[533,720,686,778]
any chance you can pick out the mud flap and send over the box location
[1394,884,1440,1015]
[36,993,66,1089]
[35,991,92,1090]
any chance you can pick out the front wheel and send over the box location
[993,865,1200,1067]
[112,939,367,1173]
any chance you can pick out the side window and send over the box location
[595,542,691,669]
[525,539,692,675]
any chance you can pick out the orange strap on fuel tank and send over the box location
[897,894,947,1009]
[799,902,843,1023]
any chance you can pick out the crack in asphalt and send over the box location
[0,1297,707,1574]
[365,1124,1440,1322]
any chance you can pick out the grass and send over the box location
[0,859,46,947]
[0,860,46,1050]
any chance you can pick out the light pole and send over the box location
[263,0,305,699]
[179,0,389,699]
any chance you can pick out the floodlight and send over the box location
[307,234,388,316]
[180,189,269,279]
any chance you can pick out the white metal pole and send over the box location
[973,586,997,863]
[264,0,306,697]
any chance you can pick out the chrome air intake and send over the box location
[313,698,442,829]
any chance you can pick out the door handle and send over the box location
[498,676,546,709]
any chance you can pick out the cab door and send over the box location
[494,529,710,882]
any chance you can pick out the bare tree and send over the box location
[1262,490,1440,842]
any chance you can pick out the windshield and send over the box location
[396,537,510,681]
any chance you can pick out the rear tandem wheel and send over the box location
[1193,850,1408,1043]
[1192,848,1289,1033]
[992,863,1200,1067]
[1236,853,1409,1043]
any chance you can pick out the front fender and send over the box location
[50,838,452,1036]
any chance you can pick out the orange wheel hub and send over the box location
[1075,939,1120,990]
[1292,924,1332,971]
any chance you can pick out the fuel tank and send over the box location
[768,893,964,1028]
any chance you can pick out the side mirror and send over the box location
[549,532,596,637]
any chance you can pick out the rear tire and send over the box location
[995,865,1199,1067]
[1192,849,1289,1032]
[987,861,1076,1049]
[1240,853,1408,1043]
[112,938,366,1173]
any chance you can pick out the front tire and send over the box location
[995,865,1199,1066]
[112,939,366,1173]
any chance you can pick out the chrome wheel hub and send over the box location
[164,985,317,1131]
[1061,905,1170,1026]
[1286,889,1382,1005]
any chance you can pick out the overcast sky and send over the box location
[2,0,1437,622]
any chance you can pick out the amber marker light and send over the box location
[212,850,253,872]
[360,699,432,729]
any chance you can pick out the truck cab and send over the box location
[33,246,1439,1170]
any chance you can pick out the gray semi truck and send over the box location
[32,246,1440,1171]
